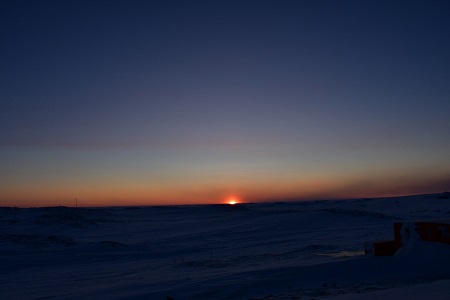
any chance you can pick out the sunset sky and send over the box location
[1,0,450,207]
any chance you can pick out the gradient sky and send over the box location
[1,0,450,207]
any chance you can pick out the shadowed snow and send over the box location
[1,193,450,299]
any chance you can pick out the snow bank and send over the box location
[1,194,450,300]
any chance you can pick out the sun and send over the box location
[227,197,239,205]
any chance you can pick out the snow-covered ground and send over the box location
[1,193,450,299]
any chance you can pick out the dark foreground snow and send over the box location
[1,194,450,299]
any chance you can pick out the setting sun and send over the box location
[227,197,239,205]
[226,197,239,205]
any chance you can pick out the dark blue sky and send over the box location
[1,0,450,206]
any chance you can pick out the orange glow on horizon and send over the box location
[1,167,449,207]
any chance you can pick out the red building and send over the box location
[366,219,450,256]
